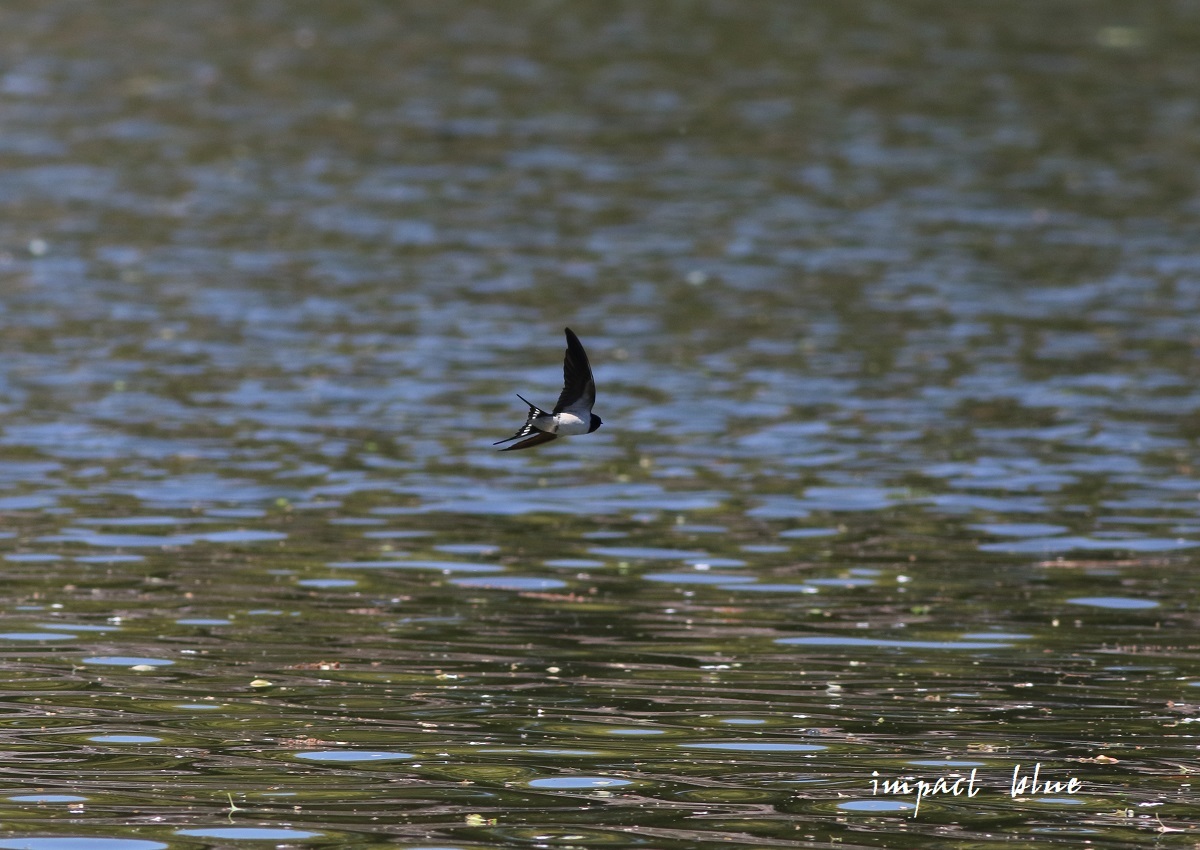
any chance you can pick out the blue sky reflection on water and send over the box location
[0,2,1197,848]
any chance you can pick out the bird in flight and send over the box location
[494,327,603,451]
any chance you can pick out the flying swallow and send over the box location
[494,327,603,451]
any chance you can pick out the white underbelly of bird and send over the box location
[546,413,589,435]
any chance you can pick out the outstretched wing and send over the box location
[498,431,558,452]
[553,327,596,415]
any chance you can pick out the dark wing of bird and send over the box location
[498,431,558,452]
[553,327,596,415]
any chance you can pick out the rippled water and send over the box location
[2,2,1200,848]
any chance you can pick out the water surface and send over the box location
[1,2,1199,848]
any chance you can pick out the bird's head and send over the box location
[588,414,603,433]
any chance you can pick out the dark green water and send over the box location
[1,2,1199,847]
